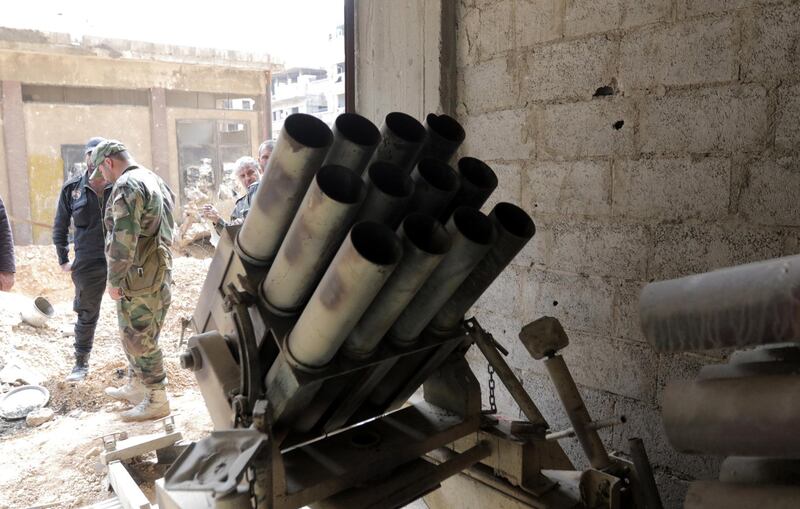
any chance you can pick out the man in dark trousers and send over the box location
[53,137,112,381]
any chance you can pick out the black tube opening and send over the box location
[35,296,55,317]
[385,112,426,143]
[452,207,495,245]
[335,113,381,147]
[493,202,536,239]
[426,113,466,143]
[418,158,459,193]
[403,213,452,255]
[284,113,334,148]
[369,162,413,198]
[317,165,366,204]
[351,221,403,266]
[458,157,499,191]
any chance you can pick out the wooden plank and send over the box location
[107,461,150,509]
[101,431,183,464]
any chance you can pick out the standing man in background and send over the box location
[53,136,110,382]
[0,195,14,292]
[92,140,176,422]
[200,156,263,234]
[257,139,274,174]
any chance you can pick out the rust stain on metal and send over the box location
[320,268,348,311]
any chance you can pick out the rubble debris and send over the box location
[26,407,55,427]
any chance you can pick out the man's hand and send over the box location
[0,272,14,291]
[60,262,72,273]
[107,286,124,301]
[201,204,220,223]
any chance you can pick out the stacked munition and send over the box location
[237,111,535,371]
[640,255,800,507]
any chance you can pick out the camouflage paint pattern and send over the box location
[104,165,175,387]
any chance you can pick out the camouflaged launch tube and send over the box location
[236,113,333,264]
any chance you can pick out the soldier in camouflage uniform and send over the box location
[90,140,176,422]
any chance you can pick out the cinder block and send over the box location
[515,212,553,269]
[738,157,800,226]
[459,56,517,114]
[456,6,481,66]
[612,157,731,221]
[461,109,534,161]
[480,161,523,212]
[521,35,617,103]
[548,220,650,280]
[612,279,648,343]
[742,3,800,83]
[776,84,800,152]
[621,0,673,29]
[648,223,791,280]
[639,86,768,155]
[473,264,526,319]
[558,330,659,401]
[522,269,616,337]
[565,0,620,37]
[541,98,634,159]
[680,0,752,17]
[566,0,671,35]
[524,160,612,217]
[620,16,736,90]
[473,0,514,61]
[515,0,562,46]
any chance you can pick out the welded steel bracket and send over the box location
[164,429,267,496]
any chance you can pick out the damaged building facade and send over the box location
[0,28,276,245]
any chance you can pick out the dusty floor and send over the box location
[0,245,214,509]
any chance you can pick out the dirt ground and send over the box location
[0,245,214,509]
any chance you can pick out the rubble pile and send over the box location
[0,245,214,508]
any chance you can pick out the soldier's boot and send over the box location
[104,372,146,405]
[65,352,90,382]
[120,387,170,422]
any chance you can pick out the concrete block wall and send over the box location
[455,0,800,504]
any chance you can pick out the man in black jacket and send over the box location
[0,195,14,291]
[53,137,112,381]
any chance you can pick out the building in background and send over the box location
[271,24,345,134]
[0,27,279,244]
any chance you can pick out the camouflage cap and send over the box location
[89,140,127,179]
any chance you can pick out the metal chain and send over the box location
[485,363,497,414]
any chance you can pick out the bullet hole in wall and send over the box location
[552,300,558,306]
[612,120,624,130]
[594,86,615,97]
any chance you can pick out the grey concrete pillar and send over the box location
[149,87,171,184]
[0,81,33,245]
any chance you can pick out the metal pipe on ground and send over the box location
[287,222,403,369]
[418,113,466,165]
[428,203,535,336]
[354,161,414,230]
[544,354,611,470]
[389,207,496,347]
[663,375,800,457]
[440,157,498,221]
[639,254,800,352]
[342,214,451,359]
[263,165,366,313]
[322,112,381,175]
[407,158,460,219]
[237,113,333,265]
[369,112,427,174]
